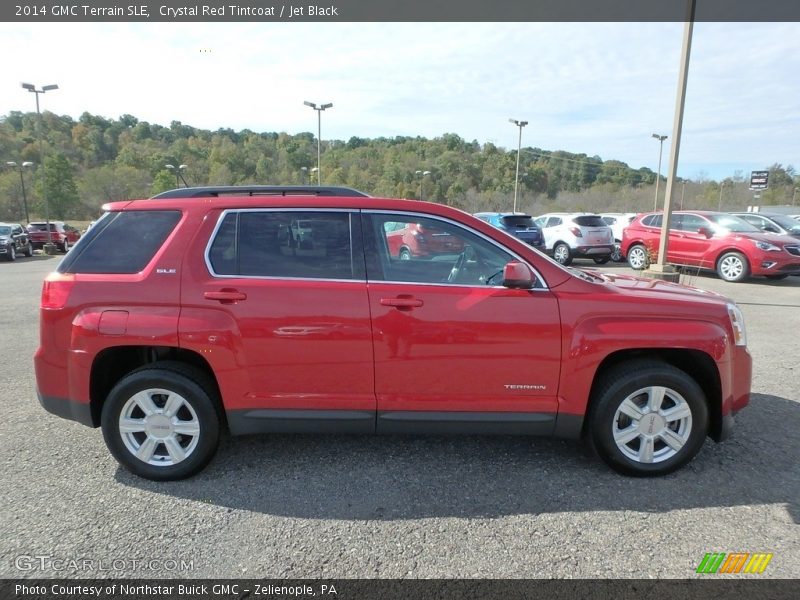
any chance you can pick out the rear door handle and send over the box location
[204,290,247,303]
[380,297,423,309]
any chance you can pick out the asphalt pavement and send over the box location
[1,255,797,579]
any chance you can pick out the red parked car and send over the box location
[27,221,81,253]
[35,187,751,480]
[384,221,465,259]
[621,211,800,282]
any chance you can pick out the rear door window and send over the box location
[208,210,361,280]
[59,211,182,274]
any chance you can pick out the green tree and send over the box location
[35,153,80,219]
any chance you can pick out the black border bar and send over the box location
[3,579,799,600]
[3,0,800,22]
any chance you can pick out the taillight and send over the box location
[41,273,75,309]
[569,227,583,237]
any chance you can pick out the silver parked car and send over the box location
[533,212,615,266]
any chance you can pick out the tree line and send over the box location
[1,110,797,222]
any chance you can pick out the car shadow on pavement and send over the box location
[116,393,799,522]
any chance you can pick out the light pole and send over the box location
[651,133,668,211]
[22,82,58,253]
[6,161,34,223]
[415,170,431,200]
[165,164,189,187]
[509,118,528,213]
[304,101,333,185]
[680,180,686,210]
[717,180,725,211]
[301,166,308,184]
[793,187,798,206]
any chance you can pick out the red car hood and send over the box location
[728,230,798,246]
[590,270,729,302]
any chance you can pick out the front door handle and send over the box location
[381,296,423,310]
[204,289,247,303]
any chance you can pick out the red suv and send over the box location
[385,221,465,259]
[621,211,800,282]
[35,187,751,480]
[27,221,81,253]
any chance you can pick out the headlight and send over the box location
[751,239,781,252]
[727,303,747,347]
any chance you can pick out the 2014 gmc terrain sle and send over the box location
[35,187,751,480]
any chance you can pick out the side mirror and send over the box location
[763,225,779,234]
[502,261,534,289]
[697,227,713,238]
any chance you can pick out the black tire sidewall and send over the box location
[101,369,220,481]
[589,365,709,476]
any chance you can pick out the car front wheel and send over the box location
[587,361,708,476]
[716,251,749,283]
[101,363,221,481]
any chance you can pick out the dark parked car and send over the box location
[473,212,546,251]
[731,212,800,239]
[0,222,33,261]
[27,221,81,252]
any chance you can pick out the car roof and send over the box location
[151,185,370,199]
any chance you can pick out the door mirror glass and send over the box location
[763,225,779,233]
[502,261,534,289]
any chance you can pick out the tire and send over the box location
[626,244,649,270]
[593,256,611,265]
[553,242,573,266]
[61,239,69,253]
[7,246,16,262]
[765,274,788,280]
[101,362,221,481]
[610,242,623,263]
[399,248,412,261]
[587,360,709,476]
[24,242,33,257]
[716,251,750,283]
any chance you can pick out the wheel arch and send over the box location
[580,348,723,441]
[89,346,224,429]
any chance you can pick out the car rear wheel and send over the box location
[399,248,412,260]
[24,243,33,257]
[626,244,649,270]
[101,363,221,481]
[61,239,69,253]
[553,242,573,266]
[610,242,623,262]
[593,256,611,265]
[716,252,749,283]
[587,361,708,476]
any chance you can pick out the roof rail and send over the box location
[151,186,370,199]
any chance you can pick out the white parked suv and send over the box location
[533,212,614,266]
[600,213,637,262]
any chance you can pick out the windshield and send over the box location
[768,215,800,233]
[706,214,760,233]
[0,226,11,236]
[573,215,606,227]
[501,215,535,228]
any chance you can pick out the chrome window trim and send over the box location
[204,208,362,281]
[362,209,549,291]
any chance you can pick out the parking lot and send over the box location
[1,255,798,578]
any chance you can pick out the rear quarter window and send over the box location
[501,216,535,228]
[59,211,182,274]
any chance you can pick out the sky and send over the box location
[1,21,798,181]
